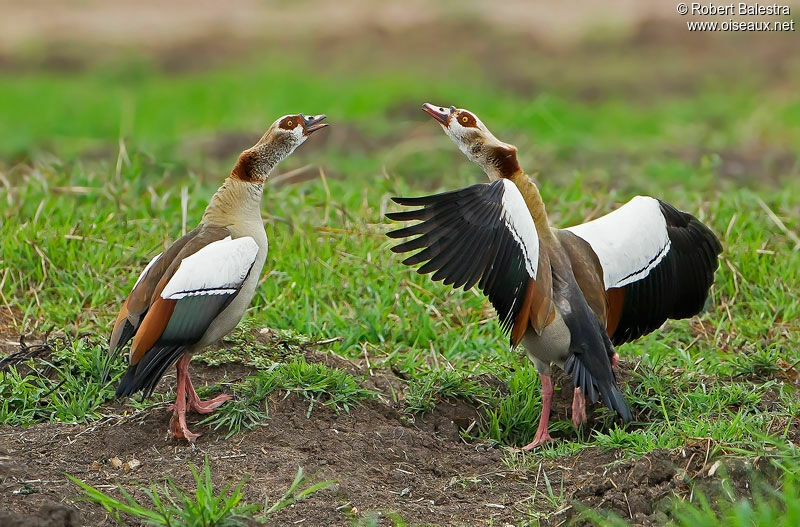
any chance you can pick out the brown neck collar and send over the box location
[488,145,523,179]
[230,150,263,183]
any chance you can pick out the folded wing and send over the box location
[107,226,231,363]
[566,196,721,344]
[387,179,553,344]
[115,235,259,397]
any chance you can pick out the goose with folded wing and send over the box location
[386,104,721,449]
[107,113,328,442]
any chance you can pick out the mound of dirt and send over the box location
[0,347,782,526]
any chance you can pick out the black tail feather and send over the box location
[564,354,633,422]
[115,345,186,398]
[103,320,136,384]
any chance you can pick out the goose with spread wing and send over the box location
[107,113,328,441]
[386,104,721,449]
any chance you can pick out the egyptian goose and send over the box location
[386,104,721,450]
[107,113,328,442]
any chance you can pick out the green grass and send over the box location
[1,27,800,524]
[200,356,375,437]
[0,336,129,424]
[668,470,800,527]
[403,368,495,415]
[2,110,798,458]
[68,456,334,526]
[195,324,311,369]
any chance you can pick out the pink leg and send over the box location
[168,354,232,414]
[519,375,554,450]
[572,387,587,429]
[169,355,200,442]
[611,352,620,368]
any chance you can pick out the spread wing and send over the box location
[114,235,259,397]
[566,196,722,344]
[386,179,553,345]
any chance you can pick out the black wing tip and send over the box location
[385,211,406,221]
[690,217,723,256]
[104,321,136,383]
[611,202,723,344]
[114,367,138,398]
[391,196,426,206]
[659,199,723,256]
[608,386,634,422]
[114,345,185,399]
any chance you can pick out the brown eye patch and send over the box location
[279,116,299,130]
[457,112,477,128]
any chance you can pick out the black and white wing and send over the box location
[116,235,259,397]
[566,196,722,344]
[386,179,540,334]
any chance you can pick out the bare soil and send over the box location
[0,333,785,527]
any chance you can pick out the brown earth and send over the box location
[0,334,783,527]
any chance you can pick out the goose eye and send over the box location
[286,120,294,127]
[461,116,469,123]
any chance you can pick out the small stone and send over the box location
[110,457,123,469]
[125,458,142,471]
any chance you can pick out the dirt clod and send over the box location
[0,503,80,527]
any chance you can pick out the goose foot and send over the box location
[169,403,201,443]
[518,430,553,451]
[167,353,233,442]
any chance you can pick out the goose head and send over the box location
[422,103,520,180]
[261,113,328,156]
[232,113,328,182]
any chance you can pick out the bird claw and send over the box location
[169,394,231,414]
[512,432,553,452]
[169,411,201,443]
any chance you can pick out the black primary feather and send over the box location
[102,318,139,384]
[386,180,536,335]
[116,344,186,398]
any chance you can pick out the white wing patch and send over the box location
[132,252,162,289]
[160,236,259,300]
[499,179,539,279]
[566,196,669,289]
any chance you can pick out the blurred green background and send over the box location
[1,1,799,454]
[2,0,799,349]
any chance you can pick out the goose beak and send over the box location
[301,114,328,136]
[422,103,453,127]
